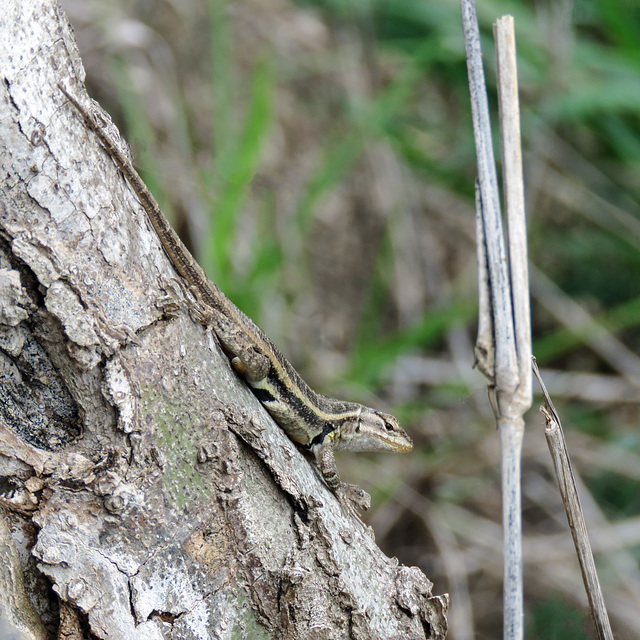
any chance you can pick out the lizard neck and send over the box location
[245,352,363,445]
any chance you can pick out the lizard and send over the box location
[60,85,413,516]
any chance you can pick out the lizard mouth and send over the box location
[388,437,413,453]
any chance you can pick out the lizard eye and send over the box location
[384,421,394,431]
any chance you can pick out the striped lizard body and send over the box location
[61,86,413,514]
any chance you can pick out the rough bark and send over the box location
[0,0,448,638]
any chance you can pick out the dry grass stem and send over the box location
[462,6,531,638]
[532,358,614,640]
[495,16,531,412]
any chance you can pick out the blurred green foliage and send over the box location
[527,596,589,640]
[290,0,640,369]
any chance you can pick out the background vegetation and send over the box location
[62,0,640,637]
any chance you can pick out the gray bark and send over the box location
[0,0,448,638]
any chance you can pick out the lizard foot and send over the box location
[164,277,217,328]
[336,483,371,514]
[157,279,184,318]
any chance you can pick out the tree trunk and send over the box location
[0,1,448,638]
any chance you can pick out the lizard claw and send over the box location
[335,483,373,532]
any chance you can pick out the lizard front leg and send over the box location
[315,434,371,513]
[160,276,271,384]
[181,292,271,384]
[215,314,271,383]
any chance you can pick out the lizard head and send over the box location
[333,407,413,453]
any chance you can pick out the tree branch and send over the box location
[0,1,447,638]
